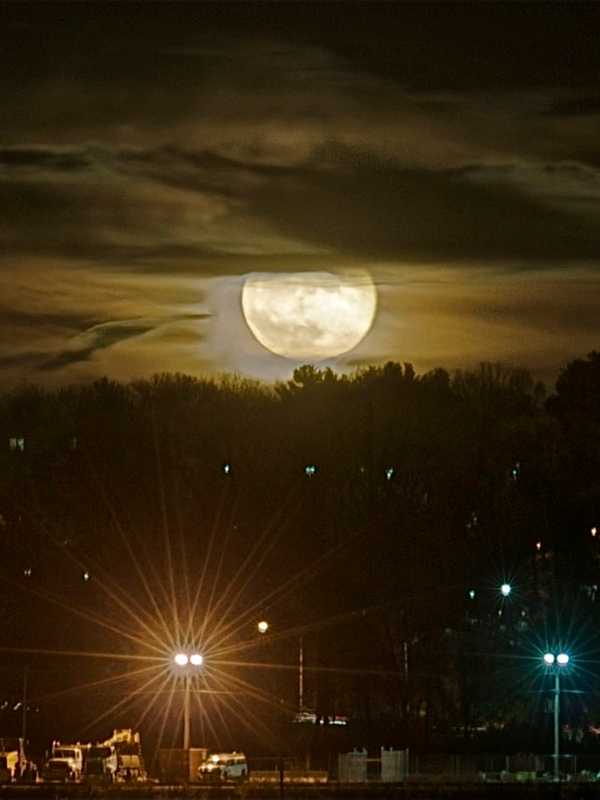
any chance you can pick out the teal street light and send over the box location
[543,651,570,782]
[173,652,203,749]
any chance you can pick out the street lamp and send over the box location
[173,651,203,750]
[543,651,570,782]
[255,621,304,712]
[500,583,512,597]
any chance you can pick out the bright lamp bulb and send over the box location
[174,653,189,666]
[500,583,511,597]
[543,653,555,665]
[190,653,203,666]
[557,653,569,666]
[258,620,269,634]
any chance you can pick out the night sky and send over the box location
[2,3,600,387]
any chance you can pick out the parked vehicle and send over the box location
[104,729,146,782]
[198,752,248,782]
[42,743,84,782]
[84,745,118,783]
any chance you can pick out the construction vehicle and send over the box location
[0,738,25,783]
[103,729,146,782]
[84,744,118,784]
[42,742,85,782]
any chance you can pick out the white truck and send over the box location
[198,752,248,782]
[42,742,84,782]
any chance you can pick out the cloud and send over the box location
[2,140,600,273]
[40,314,210,371]
[0,144,328,266]
[2,12,600,386]
[544,94,600,117]
[38,319,162,370]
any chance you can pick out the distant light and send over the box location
[500,583,512,597]
[468,589,476,600]
[23,567,32,577]
[257,620,269,634]
[223,463,231,475]
[304,464,317,477]
[385,467,395,481]
[174,653,189,667]
[190,653,203,666]
[557,653,569,666]
[592,527,597,538]
[543,653,555,665]
[536,541,542,551]
[82,571,90,581]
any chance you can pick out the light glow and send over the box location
[190,653,203,666]
[557,653,569,666]
[543,653,555,665]
[500,583,511,597]
[257,620,269,634]
[174,653,189,666]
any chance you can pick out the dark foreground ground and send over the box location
[0,784,597,800]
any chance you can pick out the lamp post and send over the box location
[298,636,304,712]
[543,651,569,782]
[173,652,203,750]
[257,621,304,712]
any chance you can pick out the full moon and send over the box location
[241,271,377,361]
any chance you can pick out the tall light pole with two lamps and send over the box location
[498,585,571,781]
[173,652,203,750]
[543,651,570,782]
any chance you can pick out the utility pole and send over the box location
[298,637,304,711]
[553,670,560,783]
[21,667,28,741]
[20,666,29,774]
[183,673,191,751]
